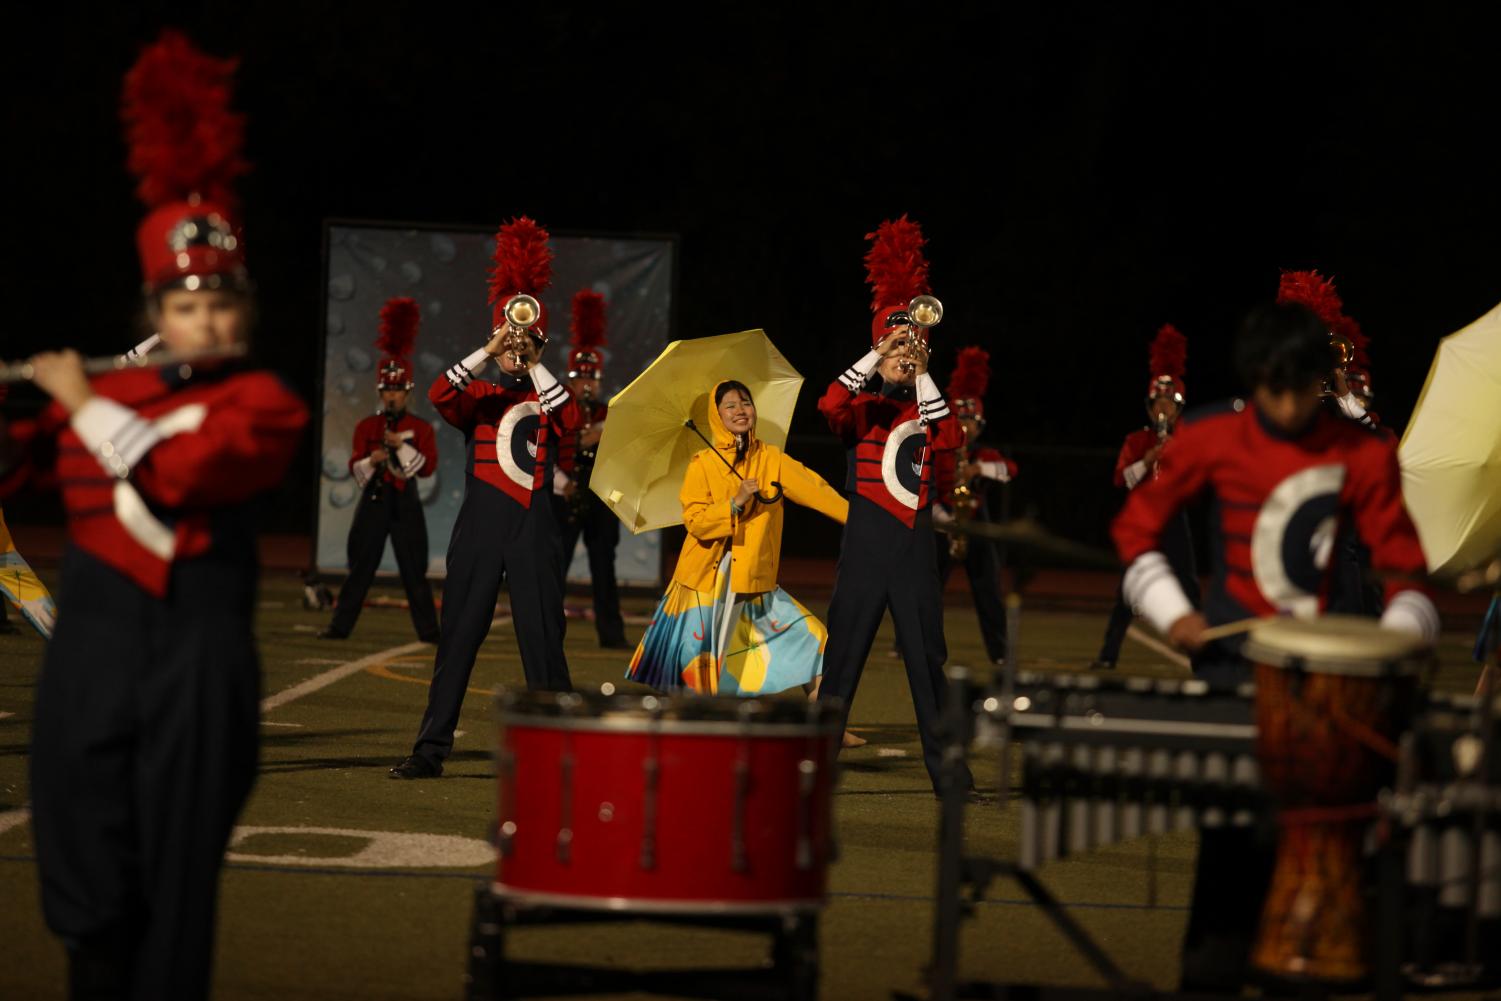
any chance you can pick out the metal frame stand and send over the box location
[919,649,1159,1001]
[465,886,819,1001]
[912,596,1499,1001]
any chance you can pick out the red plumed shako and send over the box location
[1276,270,1345,331]
[488,217,554,335]
[122,30,250,293]
[863,215,932,345]
[567,290,607,378]
[375,297,420,389]
[1145,323,1187,402]
[947,346,990,420]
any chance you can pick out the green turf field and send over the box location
[0,572,1490,1000]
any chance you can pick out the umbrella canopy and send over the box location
[1399,301,1501,575]
[591,329,803,534]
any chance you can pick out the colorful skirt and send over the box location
[0,507,57,639]
[627,555,827,695]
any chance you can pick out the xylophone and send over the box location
[977,672,1262,870]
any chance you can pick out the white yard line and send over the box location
[1125,624,1192,670]
[0,807,30,838]
[261,641,430,714]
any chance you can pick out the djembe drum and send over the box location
[1244,616,1430,983]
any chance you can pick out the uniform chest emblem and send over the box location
[1250,464,1345,618]
[880,419,929,510]
[496,402,542,490]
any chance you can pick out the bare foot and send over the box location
[842,731,867,748]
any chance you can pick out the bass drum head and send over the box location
[1242,614,1430,677]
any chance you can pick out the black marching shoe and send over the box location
[599,637,633,650]
[389,755,442,779]
[317,626,349,640]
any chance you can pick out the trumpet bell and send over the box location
[1330,333,1354,368]
[908,295,943,329]
[504,294,542,330]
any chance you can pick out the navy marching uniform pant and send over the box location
[936,535,1008,663]
[551,493,627,647]
[1097,510,1199,665]
[818,497,973,793]
[329,479,439,640]
[411,483,572,766]
[30,546,260,1001]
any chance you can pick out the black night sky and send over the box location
[6,4,1498,549]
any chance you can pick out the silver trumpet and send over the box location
[498,294,543,369]
[908,294,943,329]
[0,342,249,385]
[894,296,942,375]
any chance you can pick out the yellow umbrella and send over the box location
[1399,301,1501,574]
[591,329,804,534]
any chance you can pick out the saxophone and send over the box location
[948,448,976,559]
[567,388,597,524]
[368,406,401,500]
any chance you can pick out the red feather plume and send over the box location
[1276,269,1345,330]
[947,346,990,400]
[1148,324,1187,379]
[863,215,931,312]
[376,297,420,358]
[487,216,554,305]
[121,30,248,209]
[570,291,607,349]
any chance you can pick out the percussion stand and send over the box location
[916,600,1156,1001]
[465,888,819,1001]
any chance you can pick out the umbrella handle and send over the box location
[756,481,784,505]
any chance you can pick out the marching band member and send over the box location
[931,347,1018,665]
[391,217,580,780]
[1276,269,1385,615]
[1112,300,1436,992]
[1092,324,1199,668]
[16,32,308,998]
[319,298,440,642]
[551,290,629,649]
[816,216,973,796]
[627,380,848,698]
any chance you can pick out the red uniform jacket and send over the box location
[349,411,437,490]
[1112,400,1433,632]
[553,399,608,478]
[819,378,963,528]
[1113,428,1160,490]
[32,366,306,597]
[933,443,1018,510]
[429,358,581,508]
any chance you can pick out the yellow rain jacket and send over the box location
[673,383,847,595]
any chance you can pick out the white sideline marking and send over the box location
[261,722,305,728]
[0,808,30,837]
[261,641,430,714]
[1126,624,1192,670]
[227,825,493,869]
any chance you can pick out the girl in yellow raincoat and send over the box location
[627,380,848,698]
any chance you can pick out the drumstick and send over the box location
[1196,617,1266,643]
